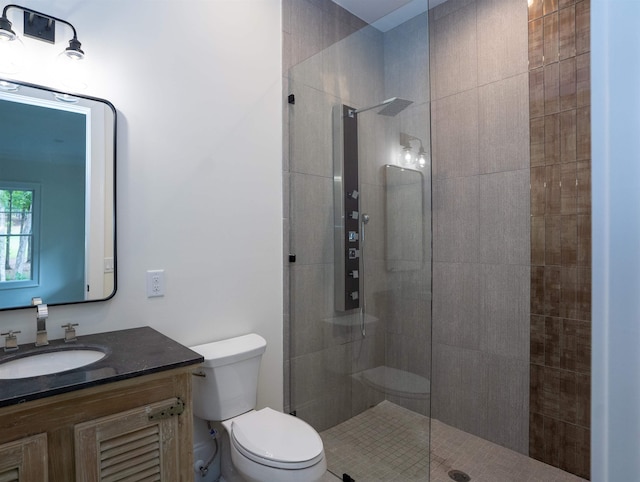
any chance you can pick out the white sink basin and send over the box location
[0,349,106,379]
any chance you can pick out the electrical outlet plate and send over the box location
[146,270,165,297]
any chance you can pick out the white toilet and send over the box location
[190,334,327,482]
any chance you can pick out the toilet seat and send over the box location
[229,408,324,470]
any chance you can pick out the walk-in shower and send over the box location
[286,0,591,479]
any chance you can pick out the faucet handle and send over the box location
[61,323,79,342]
[1,330,21,352]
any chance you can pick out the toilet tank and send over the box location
[190,334,267,421]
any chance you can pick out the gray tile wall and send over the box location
[430,0,531,454]
[382,12,432,417]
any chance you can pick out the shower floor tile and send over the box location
[320,401,589,482]
[321,400,430,481]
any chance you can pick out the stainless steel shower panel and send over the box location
[333,104,361,312]
[334,96,412,313]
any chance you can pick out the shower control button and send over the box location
[348,231,359,242]
[350,270,359,279]
[349,190,359,200]
[350,211,359,220]
[350,291,359,300]
[348,248,360,259]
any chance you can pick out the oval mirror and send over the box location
[0,79,116,311]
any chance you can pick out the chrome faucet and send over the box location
[32,297,49,346]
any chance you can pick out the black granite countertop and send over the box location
[0,326,203,408]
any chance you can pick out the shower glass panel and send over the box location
[285,2,432,479]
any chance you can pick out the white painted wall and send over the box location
[0,0,284,410]
[592,0,640,480]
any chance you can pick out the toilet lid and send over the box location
[230,408,324,469]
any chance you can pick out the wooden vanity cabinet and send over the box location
[0,367,195,481]
[0,433,48,480]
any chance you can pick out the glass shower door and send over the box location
[284,3,432,480]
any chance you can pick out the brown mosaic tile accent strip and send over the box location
[529,0,591,479]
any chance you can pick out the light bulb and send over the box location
[403,147,413,164]
[0,29,14,41]
[55,50,88,91]
[0,35,25,74]
[417,147,427,168]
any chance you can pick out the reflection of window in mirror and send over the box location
[0,184,39,289]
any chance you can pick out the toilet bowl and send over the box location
[222,408,326,482]
[190,334,326,482]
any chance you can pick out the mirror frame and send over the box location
[384,164,425,272]
[0,77,117,311]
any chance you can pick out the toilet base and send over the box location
[218,423,246,482]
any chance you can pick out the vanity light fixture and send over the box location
[0,4,85,74]
[399,132,428,169]
[0,11,15,40]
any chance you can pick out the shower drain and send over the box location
[448,469,471,482]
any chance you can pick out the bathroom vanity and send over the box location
[0,326,203,481]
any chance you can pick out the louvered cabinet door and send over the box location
[74,398,181,481]
[0,433,48,482]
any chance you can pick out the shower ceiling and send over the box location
[331,0,441,31]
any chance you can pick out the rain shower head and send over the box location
[349,97,413,117]
[377,97,413,116]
